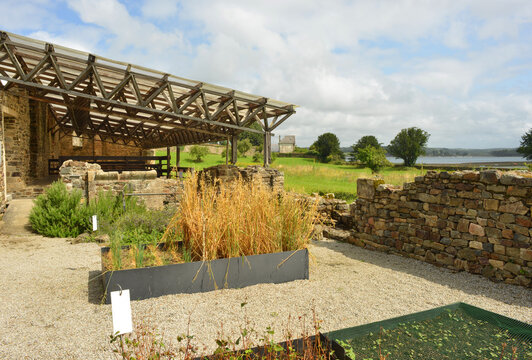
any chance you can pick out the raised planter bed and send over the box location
[101,246,309,303]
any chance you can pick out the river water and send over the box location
[386,156,528,166]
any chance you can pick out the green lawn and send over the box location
[158,151,426,201]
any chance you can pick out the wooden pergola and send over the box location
[0,31,296,166]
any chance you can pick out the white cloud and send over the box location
[443,21,468,49]
[2,0,531,148]
[141,0,179,19]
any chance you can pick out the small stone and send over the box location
[503,262,521,275]
[521,248,532,262]
[482,265,497,278]
[71,232,91,244]
[488,259,505,270]
[499,201,528,215]
[494,245,505,255]
[458,248,478,261]
[516,275,531,286]
[502,229,514,239]
[499,213,515,224]
[457,219,469,232]
[469,240,483,250]
[425,250,436,263]
[469,223,485,236]
[94,234,110,243]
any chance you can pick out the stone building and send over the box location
[0,88,149,206]
[278,135,296,153]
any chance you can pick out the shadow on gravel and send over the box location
[88,270,104,304]
[312,240,531,307]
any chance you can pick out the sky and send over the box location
[1,0,532,148]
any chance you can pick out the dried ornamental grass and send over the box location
[162,173,319,261]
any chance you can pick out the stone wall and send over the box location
[348,170,531,287]
[58,134,147,158]
[0,89,31,194]
[198,165,284,191]
[60,160,180,209]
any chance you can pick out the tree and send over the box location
[517,128,532,160]
[357,146,391,173]
[352,135,381,161]
[239,122,263,146]
[388,127,430,167]
[237,138,252,157]
[189,145,208,162]
[312,132,341,162]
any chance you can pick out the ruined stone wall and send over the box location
[349,170,531,287]
[0,89,31,193]
[198,165,284,191]
[59,160,180,209]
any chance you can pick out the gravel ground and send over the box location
[0,234,530,359]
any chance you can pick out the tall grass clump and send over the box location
[162,173,319,261]
[29,181,90,237]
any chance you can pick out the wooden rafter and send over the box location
[0,31,296,148]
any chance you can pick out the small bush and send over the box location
[29,181,91,237]
[237,138,252,157]
[357,146,391,173]
[189,145,209,162]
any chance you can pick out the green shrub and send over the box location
[237,138,252,156]
[357,145,391,173]
[189,145,209,162]
[29,181,91,237]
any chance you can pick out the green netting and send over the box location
[327,302,532,360]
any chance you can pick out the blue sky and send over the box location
[1,0,531,148]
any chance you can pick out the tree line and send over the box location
[310,127,429,172]
[309,127,532,173]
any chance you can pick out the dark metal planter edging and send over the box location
[194,333,348,360]
[101,247,309,303]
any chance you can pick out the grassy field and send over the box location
[158,150,426,201]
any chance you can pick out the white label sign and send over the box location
[111,289,133,335]
[92,215,98,231]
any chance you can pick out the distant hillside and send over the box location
[339,147,520,157]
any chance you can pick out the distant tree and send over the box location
[357,146,391,173]
[189,145,208,162]
[312,132,341,162]
[237,138,252,157]
[352,135,381,161]
[388,127,430,167]
[239,122,263,146]
[517,128,532,160]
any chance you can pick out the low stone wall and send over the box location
[348,170,531,287]
[60,160,180,209]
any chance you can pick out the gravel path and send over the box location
[0,234,530,359]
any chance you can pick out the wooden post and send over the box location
[166,147,170,178]
[175,145,180,167]
[263,131,271,167]
[231,135,238,165]
[225,138,229,165]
